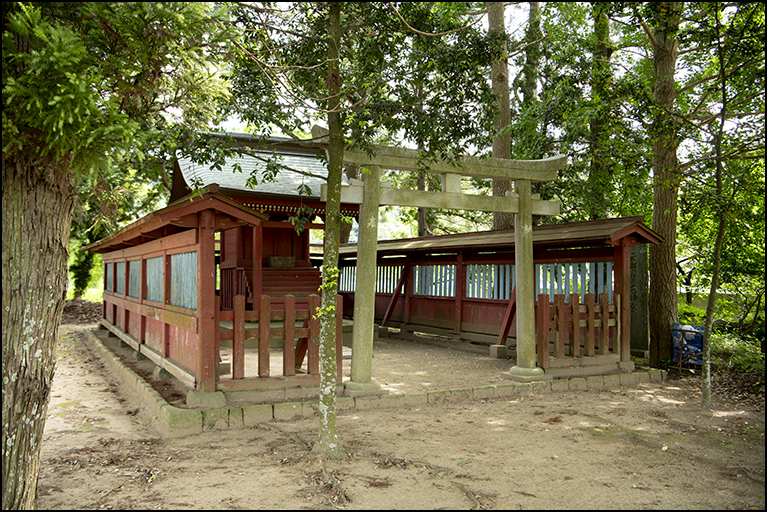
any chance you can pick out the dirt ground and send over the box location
[38,319,765,510]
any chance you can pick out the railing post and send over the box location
[308,294,320,375]
[554,294,566,358]
[284,294,295,376]
[585,293,596,356]
[234,294,245,379]
[570,293,580,357]
[259,294,271,377]
[598,293,610,355]
[536,293,550,368]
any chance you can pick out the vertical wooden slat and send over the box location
[569,293,580,356]
[598,293,610,355]
[554,294,566,358]
[284,294,295,376]
[336,294,344,382]
[234,294,245,379]
[536,293,549,368]
[585,293,595,356]
[614,294,621,359]
[214,295,221,381]
[259,294,271,377]
[308,294,320,375]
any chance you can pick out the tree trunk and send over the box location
[312,1,344,460]
[2,155,75,509]
[586,2,613,221]
[489,1,513,230]
[648,2,681,367]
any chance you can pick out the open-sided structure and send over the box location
[334,216,661,377]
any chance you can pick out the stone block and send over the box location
[550,379,569,392]
[379,393,405,409]
[585,375,604,390]
[634,372,650,384]
[602,374,621,390]
[493,383,520,398]
[242,404,274,426]
[161,405,202,434]
[131,350,147,361]
[568,377,588,391]
[273,402,303,420]
[648,369,664,382]
[202,408,231,430]
[354,395,382,410]
[473,385,496,400]
[186,390,227,408]
[489,345,507,359]
[402,392,428,407]
[427,390,450,404]
[530,380,552,395]
[447,387,473,402]
[336,397,356,412]
[619,373,637,387]
[229,408,244,428]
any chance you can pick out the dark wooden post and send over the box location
[454,252,465,333]
[284,294,296,376]
[234,294,245,379]
[197,209,217,392]
[599,293,610,355]
[536,293,550,368]
[259,294,271,377]
[570,293,580,357]
[554,294,566,358]
[253,224,263,299]
[585,293,596,356]
[613,238,631,361]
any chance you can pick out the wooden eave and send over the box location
[337,216,662,260]
[84,185,268,254]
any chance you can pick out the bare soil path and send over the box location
[38,319,764,510]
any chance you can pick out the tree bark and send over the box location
[586,3,614,221]
[489,2,513,230]
[648,2,681,367]
[312,1,344,460]
[2,155,75,509]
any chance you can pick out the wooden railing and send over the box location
[536,293,620,368]
[215,293,343,392]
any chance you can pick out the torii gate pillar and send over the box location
[344,166,383,395]
[502,179,548,380]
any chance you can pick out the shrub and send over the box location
[711,331,764,374]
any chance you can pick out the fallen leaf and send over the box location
[545,416,563,423]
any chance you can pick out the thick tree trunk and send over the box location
[586,3,613,221]
[2,155,75,509]
[648,2,680,367]
[312,1,344,460]
[489,1,513,230]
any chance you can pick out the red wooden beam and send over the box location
[197,209,217,391]
[284,294,296,376]
[381,261,410,327]
[259,295,271,377]
[496,286,517,346]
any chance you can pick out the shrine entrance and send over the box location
[320,139,566,394]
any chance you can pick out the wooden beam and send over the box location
[381,261,410,327]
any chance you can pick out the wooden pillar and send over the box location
[454,252,465,333]
[613,238,631,361]
[346,165,382,393]
[196,209,217,391]
[253,223,263,299]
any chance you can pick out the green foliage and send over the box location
[710,331,765,374]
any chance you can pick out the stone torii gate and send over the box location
[322,146,566,394]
